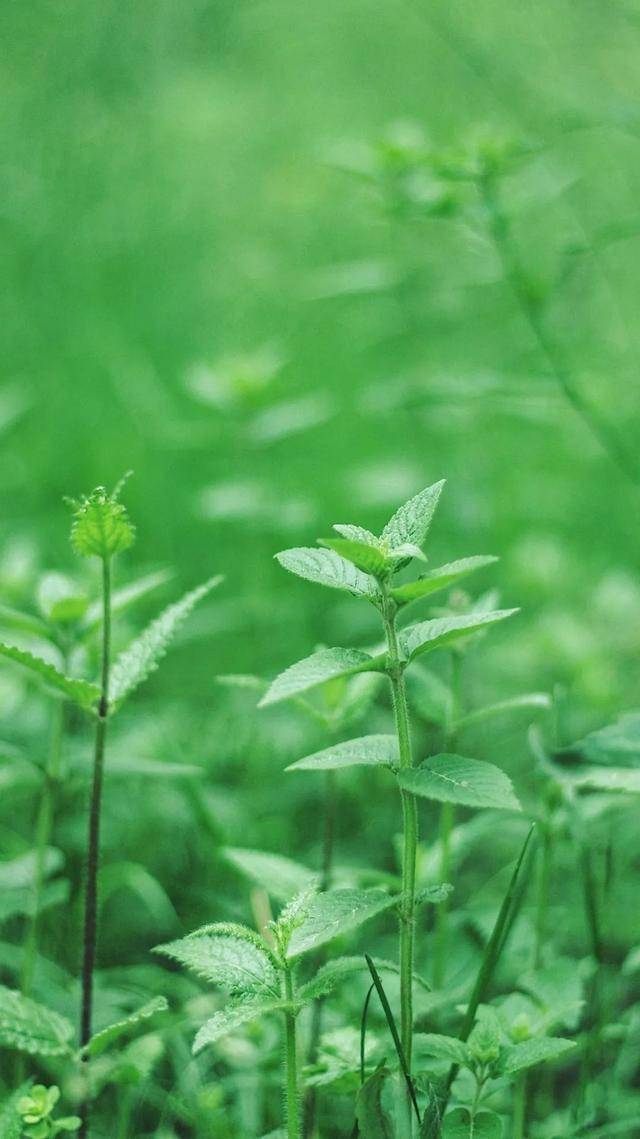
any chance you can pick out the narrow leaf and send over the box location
[365,956,421,1123]
[571,766,640,793]
[381,481,445,550]
[0,986,74,1056]
[398,755,521,811]
[259,648,384,709]
[0,642,99,710]
[276,547,377,599]
[456,693,551,729]
[400,610,518,661]
[287,734,399,773]
[83,996,169,1057]
[109,576,222,706]
[287,890,398,959]
[391,557,498,606]
[223,847,315,903]
[83,569,172,630]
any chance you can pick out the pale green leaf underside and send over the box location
[0,641,99,710]
[84,996,169,1057]
[390,556,498,605]
[398,755,521,811]
[109,575,222,706]
[275,547,377,599]
[223,847,315,903]
[287,734,399,772]
[381,480,445,550]
[333,523,379,545]
[287,888,397,959]
[400,609,518,660]
[499,1036,576,1074]
[193,998,291,1053]
[155,923,278,997]
[259,648,384,708]
[0,985,74,1056]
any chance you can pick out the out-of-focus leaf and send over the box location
[498,1035,576,1074]
[259,648,384,708]
[0,986,74,1056]
[223,847,315,903]
[83,997,169,1057]
[0,642,99,709]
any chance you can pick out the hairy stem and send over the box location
[382,595,416,1073]
[480,171,639,487]
[21,696,66,995]
[80,557,112,1139]
[283,967,300,1139]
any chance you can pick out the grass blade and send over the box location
[365,954,421,1124]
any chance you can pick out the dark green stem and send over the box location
[80,557,112,1139]
[284,967,300,1139]
[480,172,639,487]
[382,594,416,1073]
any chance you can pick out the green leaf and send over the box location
[414,1034,470,1066]
[442,1108,502,1138]
[571,766,640,793]
[498,1035,576,1074]
[154,922,279,998]
[223,847,315,903]
[287,889,398,958]
[193,998,291,1053]
[0,986,74,1056]
[557,711,640,767]
[68,485,135,559]
[0,1083,29,1139]
[83,997,169,1057]
[286,734,399,772]
[109,576,222,707]
[398,755,521,811]
[400,610,518,661]
[83,569,172,630]
[299,956,431,1002]
[356,1068,395,1139]
[259,648,384,708]
[0,641,100,710]
[381,480,445,551]
[275,547,377,599]
[391,556,498,606]
[456,693,551,729]
[333,523,379,544]
[321,537,389,578]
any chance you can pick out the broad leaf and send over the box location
[109,576,222,706]
[223,847,315,903]
[68,485,135,559]
[414,1033,470,1066]
[0,986,74,1056]
[0,641,99,710]
[83,996,169,1057]
[398,755,521,811]
[381,481,445,551]
[154,923,279,998]
[321,537,389,578]
[286,734,399,772]
[498,1035,576,1074]
[557,711,640,767]
[391,557,498,606]
[193,998,291,1053]
[287,889,398,958]
[333,523,379,544]
[442,1108,502,1138]
[300,955,431,1002]
[400,610,518,661]
[571,766,640,793]
[259,648,384,708]
[275,547,377,599]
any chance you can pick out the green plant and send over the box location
[17,1085,81,1138]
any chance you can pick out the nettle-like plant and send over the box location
[0,478,221,1135]
[262,481,519,1081]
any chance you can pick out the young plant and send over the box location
[261,481,521,1113]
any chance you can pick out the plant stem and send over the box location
[534,817,552,968]
[480,171,640,487]
[513,1072,527,1139]
[283,967,300,1139]
[382,594,416,1073]
[80,557,112,1139]
[433,651,462,989]
[21,696,66,995]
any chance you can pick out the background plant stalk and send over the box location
[382,589,417,1072]
[79,557,112,1139]
[283,966,300,1139]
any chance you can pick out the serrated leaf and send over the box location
[154,923,279,998]
[381,480,445,551]
[391,557,498,606]
[83,996,169,1057]
[356,1068,395,1139]
[398,755,521,811]
[442,1108,502,1138]
[299,956,430,1002]
[498,1035,576,1074]
[321,537,389,578]
[83,569,172,630]
[259,648,384,708]
[68,485,135,559]
[0,641,100,710]
[286,734,399,772]
[223,847,315,903]
[400,610,518,661]
[287,889,397,959]
[333,523,380,544]
[109,576,222,707]
[0,986,74,1056]
[414,1033,470,1066]
[193,998,291,1053]
[275,546,377,599]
